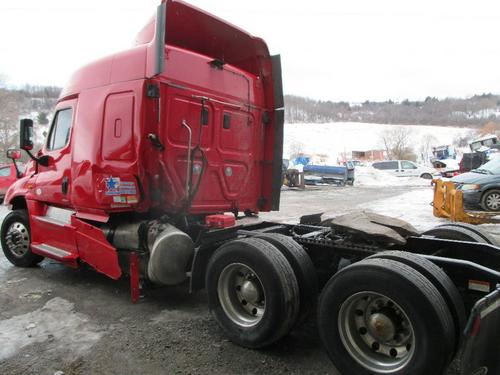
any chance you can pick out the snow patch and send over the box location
[0,297,102,361]
[359,187,500,238]
[359,188,444,230]
[355,167,431,187]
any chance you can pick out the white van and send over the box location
[372,160,437,179]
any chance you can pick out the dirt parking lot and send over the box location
[0,185,496,375]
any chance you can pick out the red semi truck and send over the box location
[2,2,500,375]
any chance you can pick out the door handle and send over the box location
[61,176,69,195]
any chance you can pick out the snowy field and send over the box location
[284,122,471,162]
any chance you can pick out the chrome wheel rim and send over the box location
[338,291,415,373]
[217,263,265,327]
[486,193,500,210]
[5,222,30,257]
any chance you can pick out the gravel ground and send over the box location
[0,185,494,375]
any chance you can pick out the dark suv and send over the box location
[452,156,500,211]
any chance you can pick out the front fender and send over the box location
[4,175,36,206]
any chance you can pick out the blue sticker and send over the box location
[105,177,121,195]
[105,177,137,196]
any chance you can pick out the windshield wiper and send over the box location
[471,168,493,175]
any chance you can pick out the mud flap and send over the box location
[459,287,500,375]
[71,217,122,280]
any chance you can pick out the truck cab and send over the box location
[2,0,283,283]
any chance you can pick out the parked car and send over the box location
[0,163,23,201]
[452,156,500,211]
[372,160,437,179]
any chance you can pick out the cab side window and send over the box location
[47,108,73,150]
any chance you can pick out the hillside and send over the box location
[0,85,60,162]
[285,94,500,127]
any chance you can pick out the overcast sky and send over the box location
[1,0,500,102]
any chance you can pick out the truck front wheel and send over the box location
[1,209,44,267]
[206,238,300,348]
[318,258,455,375]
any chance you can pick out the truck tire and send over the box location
[422,225,486,243]
[318,258,456,375]
[1,209,44,267]
[367,251,465,350]
[254,233,318,326]
[481,189,500,211]
[432,223,499,246]
[206,237,300,348]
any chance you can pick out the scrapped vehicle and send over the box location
[432,144,456,160]
[303,161,355,186]
[469,134,498,152]
[432,158,460,178]
[372,160,437,179]
[347,159,363,167]
[1,2,500,375]
[452,156,500,211]
[460,152,488,173]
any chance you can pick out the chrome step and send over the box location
[33,215,67,227]
[31,243,75,259]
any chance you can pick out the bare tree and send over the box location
[288,140,305,159]
[380,127,414,160]
[420,133,439,162]
[0,89,26,162]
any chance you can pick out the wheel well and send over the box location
[189,246,218,293]
[481,187,500,202]
[10,196,27,210]
[482,187,500,195]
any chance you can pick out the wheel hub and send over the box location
[338,292,415,373]
[5,222,30,258]
[217,263,266,327]
[240,279,261,304]
[486,193,500,210]
[368,312,396,342]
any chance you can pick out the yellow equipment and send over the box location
[432,179,500,224]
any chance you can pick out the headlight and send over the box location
[460,184,480,191]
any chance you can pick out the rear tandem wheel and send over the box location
[254,233,318,326]
[318,258,456,375]
[425,223,499,246]
[367,250,465,350]
[206,237,300,348]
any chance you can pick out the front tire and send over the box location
[481,189,500,211]
[1,209,44,267]
[420,173,433,180]
[206,238,300,348]
[318,258,455,375]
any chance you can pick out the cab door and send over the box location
[34,99,76,207]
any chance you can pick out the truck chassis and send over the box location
[185,217,500,375]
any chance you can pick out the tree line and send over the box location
[285,93,500,127]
